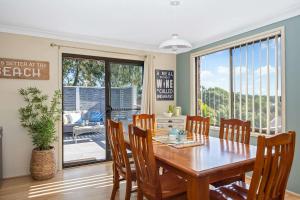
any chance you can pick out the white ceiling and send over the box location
[0,0,300,53]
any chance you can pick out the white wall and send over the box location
[0,32,176,178]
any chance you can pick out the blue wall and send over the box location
[176,15,300,194]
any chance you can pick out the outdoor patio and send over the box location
[63,131,106,163]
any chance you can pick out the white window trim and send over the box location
[189,26,286,133]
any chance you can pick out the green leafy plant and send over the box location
[19,87,61,150]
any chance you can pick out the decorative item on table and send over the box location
[168,128,179,140]
[168,128,187,142]
[82,110,92,126]
[177,129,186,142]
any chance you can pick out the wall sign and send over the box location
[155,69,174,101]
[0,58,49,80]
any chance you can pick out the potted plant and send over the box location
[19,87,61,180]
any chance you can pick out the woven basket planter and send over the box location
[30,147,56,180]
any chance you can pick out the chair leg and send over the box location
[137,190,143,200]
[125,178,132,200]
[111,166,119,200]
[241,173,246,182]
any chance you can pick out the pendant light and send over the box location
[159,0,192,52]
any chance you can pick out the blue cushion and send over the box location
[75,117,83,124]
[89,112,103,123]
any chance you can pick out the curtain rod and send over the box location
[50,43,147,58]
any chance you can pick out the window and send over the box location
[196,50,230,126]
[196,32,283,134]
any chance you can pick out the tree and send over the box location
[63,58,105,87]
[110,63,143,95]
[63,58,143,95]
[197,86,281,132]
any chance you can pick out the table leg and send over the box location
[187,176,209,200]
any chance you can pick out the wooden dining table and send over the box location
[124,129,257,200]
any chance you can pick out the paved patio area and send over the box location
[63,132,106,163]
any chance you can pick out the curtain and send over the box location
[141,55,155,114]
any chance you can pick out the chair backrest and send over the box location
[107,119,131,177]
[248,131,296,200]
[219,118,251,144]
[185,115,210,136]
[133,114,156,130]
[128,124,161,199]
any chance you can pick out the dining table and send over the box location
[124,129,257,200]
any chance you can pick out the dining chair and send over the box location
[128,124,187,200]
[210,131,296,200]
[212,118,251,187]
[219,118,251,144]
[185,115,210,136]
[132,114,156,130]
[107,119,136,200]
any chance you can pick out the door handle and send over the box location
[106,106,113,114]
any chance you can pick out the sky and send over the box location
[199,37,282,96]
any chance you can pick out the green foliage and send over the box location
[199,86,230,125]
[198,100,216,124]
[198,86,281,129]
[110,63,143,95]
[63,58,105,86]
[62,58,143,96]
[19,87,61,150]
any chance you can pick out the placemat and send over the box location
[152,135,171,144]
[168,141,204,149]
[153,135,204,149]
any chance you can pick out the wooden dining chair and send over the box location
[107,119,136,200]
[210,131,296,200]
[212,118,251,187]
[219,118,251,144]
[132,114,156,130]
[185,115,210,136]
[128,124,187,200]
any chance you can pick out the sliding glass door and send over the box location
[62,54,143,167]
[62,54,106,167]
[109,61,144,132]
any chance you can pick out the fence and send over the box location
[63,86,139,119]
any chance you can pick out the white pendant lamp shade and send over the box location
[159,34,192,51]
[159,1,191,51]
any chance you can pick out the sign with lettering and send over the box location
[0,58,49,80]
[155,69,174,101]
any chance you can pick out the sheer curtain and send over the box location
[141,55,155,114]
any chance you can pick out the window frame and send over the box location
[190,27,286,134]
